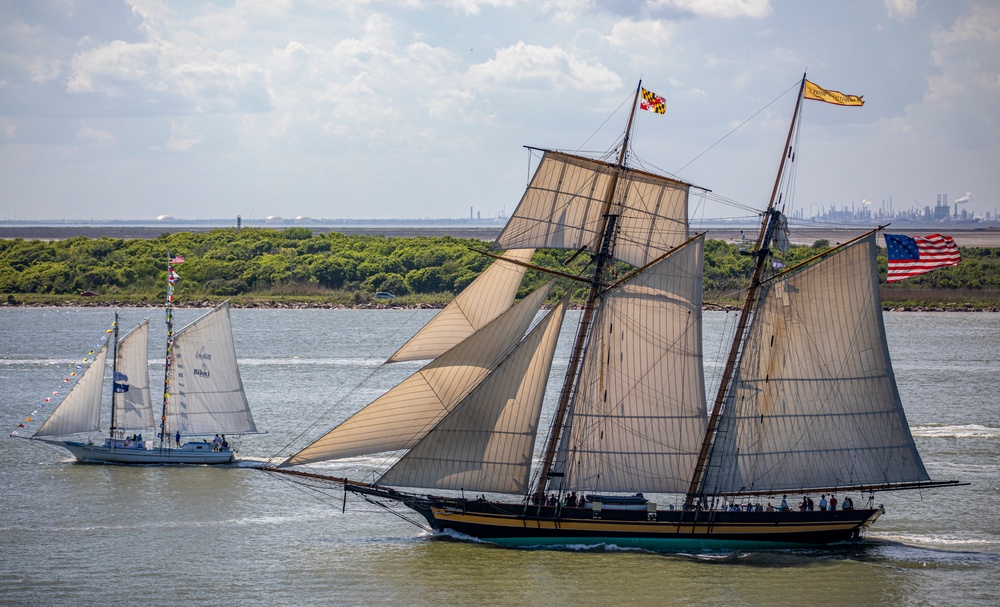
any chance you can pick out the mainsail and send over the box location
[166,301,256,436]
[701,233,930,495]
[553,236,708,494]
[113,320,154,432]
[493,150,690,267]
[284,281,555,466]
[34,342,109,437]
[388,248,535,363]
[377,298,568,494]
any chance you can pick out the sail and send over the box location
[388,248,535,363]
[555,236,708,494]
[113,320,154,432]
[283,281,556,467]
[493,151,690,268]
[378,298,567,494]
[34,342,108,437]
[701,234,930,495]
[166,301,257,436]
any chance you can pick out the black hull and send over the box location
[397,495,883,551]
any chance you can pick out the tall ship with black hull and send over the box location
[268,76,961,550]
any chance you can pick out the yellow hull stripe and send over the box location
[431,508,866,535]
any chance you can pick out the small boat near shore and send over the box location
[17,256,260,464]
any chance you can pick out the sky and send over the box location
[1,0,998,222]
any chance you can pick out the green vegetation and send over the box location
[1,229,998,309]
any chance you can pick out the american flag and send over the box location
[885,233,961,283]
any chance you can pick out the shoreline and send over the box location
[2,300,996,312]
[3,225,1000,246]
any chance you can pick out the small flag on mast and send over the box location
[885,233,961,282]
[640,88,666,114]
[803,80,864,106]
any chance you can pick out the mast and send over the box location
[533,81,643,502]
[159,252,175,449]
[684,75,808,507]
[108,311,120,438]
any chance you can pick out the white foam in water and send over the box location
[910,424,1000,438]
[874,532,1000,547]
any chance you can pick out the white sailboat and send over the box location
[266,77,962,550]
[23,256,258,464]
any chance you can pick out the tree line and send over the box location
[1,228,998,306]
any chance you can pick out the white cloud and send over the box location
[884,0,917,21]
[927,5,1000,108]
[165,121,202,151]
[77,125,118,145]
[66,40,161,95]
[0,118,16,140]
[650,0,772,18]
[606,19,676,51]
[467,41,621,91]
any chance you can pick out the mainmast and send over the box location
[159,252,176,449]
[533,81,644,502]
[108,311,120,438]
[684,75,808,507]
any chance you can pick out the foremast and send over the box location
[684,76,807,507]
[533,81,644,503]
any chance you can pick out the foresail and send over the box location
[388,248,535,363]
[555,236,707,494]
[701,234,930,495]
[34,342,108,437]
[113,320,154,432]
[493,151,690,268]
[378,298,567,494]
[166,301,257,436]
[283,281,556,467]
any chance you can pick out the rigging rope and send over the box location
[264,308,431,464]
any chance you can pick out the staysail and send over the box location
[553,236,708,494]
[388,248,535,363]
[113,320,154,432]
[34,342,109,437]
[701,233,930,495]
[378,298,568,494]
[283,281,556,466]
[165,301,257,436]
[493,150,690,267]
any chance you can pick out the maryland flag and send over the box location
[640,88,666,114]
[804,80,864,106]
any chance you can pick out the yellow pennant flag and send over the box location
[804,80,864,106]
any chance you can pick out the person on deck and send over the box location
[829,495,838,511]
[819,495,828,511]
[175,431,181,448]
